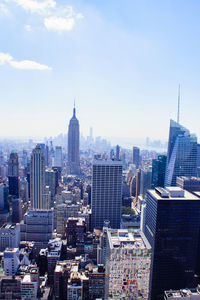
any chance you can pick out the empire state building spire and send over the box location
[68,104,80,175]
[73,99,76,117]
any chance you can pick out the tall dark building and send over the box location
[8,151,19,197]
[115,145,120,161]
[176,176,200,192]
[151,155,167,188]
[68,105,80,175]
[91,159,122,230]
[165,120,197,186]
[145,187,200,299]
[133,146,140,169]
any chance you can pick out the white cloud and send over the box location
[10,60,52,70]
[0,52,51,70]
[0,52,12,64]
[0,3,10,16]
[44,16,75,31]
[76,13,84,20]
[4,0,83,32]
[13,0,56,14]
[24,24,31,31]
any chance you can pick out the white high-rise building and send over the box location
[4,248,20,276]
[21,145,53,249]
[91,159,122,230]
[68,105,80,175]
[105,229,151,299]
[30,144,47,210]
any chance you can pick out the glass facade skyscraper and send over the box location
[151,155,167,189]
[145,187,200,299]
[133,146,140,169]
[165,120,197,186]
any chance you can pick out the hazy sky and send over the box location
[0,0,200,142]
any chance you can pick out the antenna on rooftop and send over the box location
[177,84,180,124]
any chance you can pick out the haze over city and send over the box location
[1,0,200,141]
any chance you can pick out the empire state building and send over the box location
[68,105,80,175]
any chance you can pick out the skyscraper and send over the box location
[133,146,140,169]
[151,155,167,188]
[91,159,122,230]
[30,144,48,210]
[21,145,53,249]
[165,120,197,186]
[145,187,200,299]
[115,145,120,161]
[8,151,19,197]
[68,105,80,175]
[54,146,62,168]
[105,229,151,299]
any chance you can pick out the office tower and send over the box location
[4,248,20,276]
[115,145,120,161]
[21,145,53,249]
[68,105,80,175]
[0,223,20,251]
[21,150,28,167]
[88,265,105,299]
[30,144,47,210]
[105,229,151,299]
[140,167,152,198]
[165,120,197,186]
[46,238,63,284]
[133,146,140,169]
[151,155,167,188]
[0,151,4,166]
[197,144,200,167]
[91,159,122,230]
[12,197,22,223]
[45,169,57,206]
[21,268,38,299]
[19,177,28,202]
[0,276,21,299]
[135,168,141,201]
[45,144,49,167]
[176,176,200,192]
[110,149,114,160]
[8,151,19,197]
[54,261,69,300]
[121,152,127,170]
[21,210,53,249]
[0,183,4,209]
[54,146,62,167]
[145,187,200,299]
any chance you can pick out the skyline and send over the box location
[1,1,200,140]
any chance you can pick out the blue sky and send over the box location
[0,0,200,143]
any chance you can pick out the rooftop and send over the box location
[149,187,200,201]
[1,223,18,230]
[165,288,200,298]
[108,229,151,250]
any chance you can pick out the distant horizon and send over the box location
[0,134,168,151]
[1,1,200,140]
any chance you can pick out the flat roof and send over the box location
[93,159,123,166]
[149,189,200,201]
[108,229,151,250]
